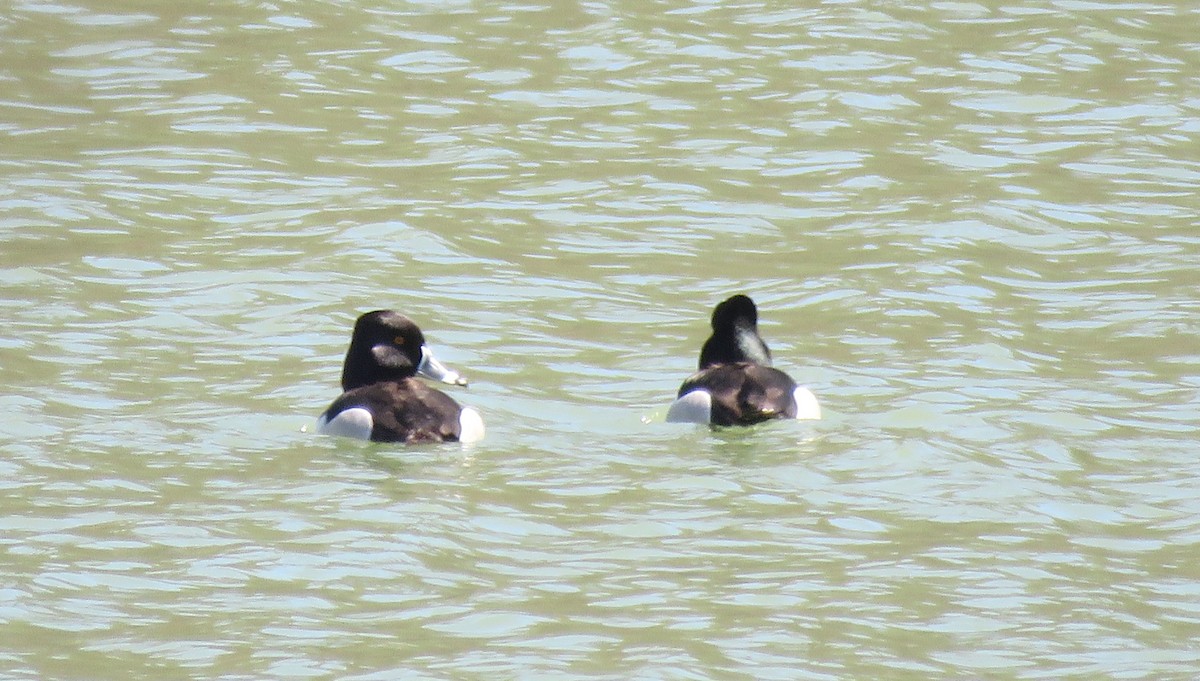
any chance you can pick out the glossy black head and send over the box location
[697,294,773,370]
[340,310,427,391]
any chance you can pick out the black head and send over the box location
[340,310,427,391]
[697,294,773,369]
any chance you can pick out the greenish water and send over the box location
[2,0,1198,678]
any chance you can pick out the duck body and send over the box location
[317,310,484,444]
[667,295,820,426]
[673,362,808,426]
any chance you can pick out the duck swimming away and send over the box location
[317,310,484,444]
[666,294,820,426]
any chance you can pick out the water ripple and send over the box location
[1,1,1198,679]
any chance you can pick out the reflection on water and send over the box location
[1,0,1198,678]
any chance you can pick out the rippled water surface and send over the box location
[2,0,1198,678]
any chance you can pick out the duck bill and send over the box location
[417,345,468,386]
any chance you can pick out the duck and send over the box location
[666,294,820,426]
[317,310,484,443]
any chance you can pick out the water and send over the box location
[2,0,1198,678]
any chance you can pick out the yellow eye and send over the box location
[394,335,405,345]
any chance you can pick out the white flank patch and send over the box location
[793,387,822,420]
[458,407,486,443]
[317,407,374,440]
[665,390,713,424]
